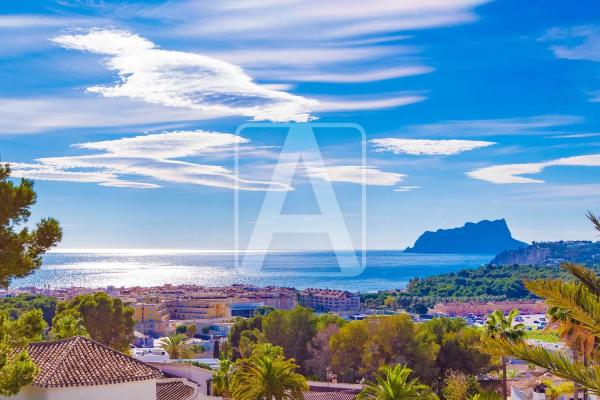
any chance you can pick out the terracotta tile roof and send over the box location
[23,336,163,387]
[156,380,196,400]
[304,391,357,400]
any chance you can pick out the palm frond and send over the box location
[561,263,600,296]
[480,337,600,395]
[524,279,600,338]
[587,211,600,234]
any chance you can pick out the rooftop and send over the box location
[22,336,163,388]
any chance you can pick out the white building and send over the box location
[0,336,210,400]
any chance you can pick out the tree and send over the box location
[231,343,308,400]
[49,310,89,340]
[442,371,481,400]
[0,310,48,396]
[187,324,197,338]
[421,318,491,391]
[213,358,234,397]
[262,307,316,371]
[176,325,188,335]
[0,163,62,288]
[357,364,438,400]
[542,380,574,400]
[330,318,369,382]
[54,292,135,352]
[0,294,57,326]
[159,334,193,360]
[484,309,525,400]
[481,263,600,394]
[306,324,340,379]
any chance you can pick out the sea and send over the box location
[9,250,493,293]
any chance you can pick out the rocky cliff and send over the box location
[405,219,527,254]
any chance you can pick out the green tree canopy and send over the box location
[357,364,438,400]
[55,292,135,352]
[0,309,47,396]
[231,343,308,400]
[0,164,62,288]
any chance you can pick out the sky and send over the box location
[2,0,600,250]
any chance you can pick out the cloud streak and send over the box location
[467,154,600,184]
[306,165,405,186]
[370,138,495,155]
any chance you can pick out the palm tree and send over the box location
[231,343,307,400]
[484,309,525,400]
[357,364,437,400]
[482,262,600,394]
[542,380,574,400]
[213,358,234,398]
[159,334,193,359]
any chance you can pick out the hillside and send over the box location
[491,240,600,266]
[405,219,527,254]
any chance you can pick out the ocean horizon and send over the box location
[11,250,493,292]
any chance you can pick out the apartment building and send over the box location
[299,288,360,313]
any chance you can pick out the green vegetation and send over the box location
[228,306,491,393]
[0,309,47,396]
[0,163,62,289]
[54,292,135,352]
[159,334,193,359]
[231,343,307,400]
[0,165,62,396]
[484,309,525,400]
[357,364,437,400]
[0,294,56,326]
[483,262,600,394]
[523,330,560,343]
[405,264,579,300]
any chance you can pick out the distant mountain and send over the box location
[405,219,527,254]
[491,240,600,266]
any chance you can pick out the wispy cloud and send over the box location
[52,29,318,122]
[370,138,495,155]
[542,25,600,102]
[130,0,487,87]
[306,166,405,186]
[0,96,234,134]
[10,130,291,191]
[408,115,583,137]
[467,154,600,184]
[542,25,600,62]
[394,186,421,192]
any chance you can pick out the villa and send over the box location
[1,336,213,400]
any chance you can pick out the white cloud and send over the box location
[261,66,433,83]
[0,96,235,134]
[394,186,421,192]
[74,130,248,158]
[10,130,292,191]
[52,29,318,122]
[306,166,405,186]
[467,154,600,184]
[316,94,426,112]
[370,138,495,155]
[542,26,600,62]
[410,115,583,137]
[131,0,487,86]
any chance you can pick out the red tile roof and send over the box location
[156,380,196,400]
[304,391,357,400]
[23,336,163,388]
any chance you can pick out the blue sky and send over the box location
[2,0,600,250]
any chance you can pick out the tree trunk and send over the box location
[502,356,508,400]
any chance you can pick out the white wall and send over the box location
[1,380,156,400]
[150,363,213,395]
